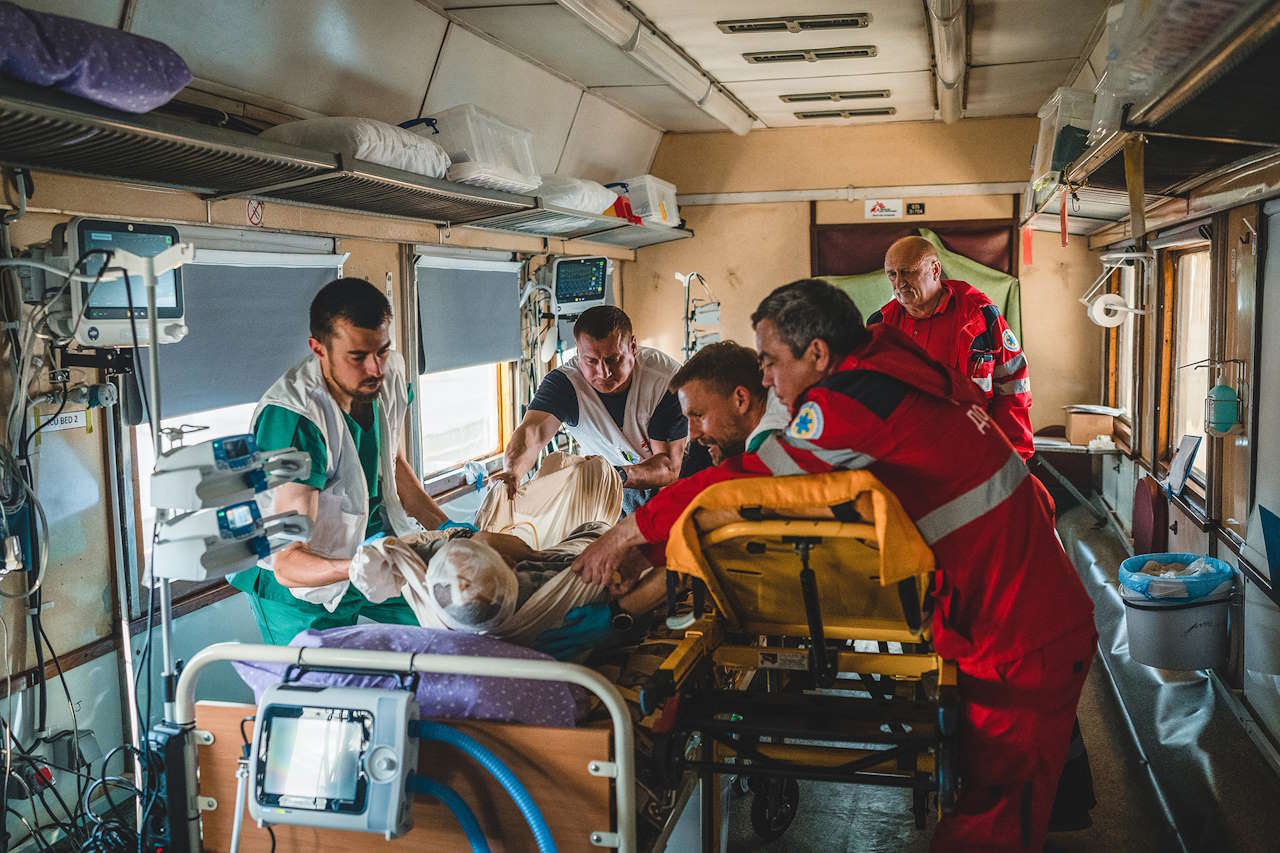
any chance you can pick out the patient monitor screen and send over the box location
[260,708,370,810]
[75,220,182,319]
[554,257,609,306]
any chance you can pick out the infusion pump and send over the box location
[35,218,189,347]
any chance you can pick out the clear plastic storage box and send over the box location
[421,104,540,195]
[1030,87,1095,189]
[618,175,680,227]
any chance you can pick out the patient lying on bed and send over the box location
[349,452,649,647]
[349,523,642,647]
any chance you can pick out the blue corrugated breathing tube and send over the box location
[408,719,557,853]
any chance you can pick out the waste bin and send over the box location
[1119,552,1235,670]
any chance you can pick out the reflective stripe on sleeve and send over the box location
[994,353,1026,379]
[915,452,1028,545]
[757,434,807,476]
[973,375,993,393]
[786,438,876,470]
[995,378,1031,396]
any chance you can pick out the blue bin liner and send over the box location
[1119,552,1235,601]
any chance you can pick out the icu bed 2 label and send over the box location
[30,408,88,435]
[757,649,809,671]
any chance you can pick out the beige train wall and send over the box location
[624,119,1102,432]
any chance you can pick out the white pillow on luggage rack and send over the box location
[260,117,451,178]
[536,174,618,215]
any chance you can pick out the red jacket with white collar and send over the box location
[868,279,1034,460]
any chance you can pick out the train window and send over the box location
[417,362,507,477]
[1169,249,1212,483]
[1115,265,1138,421]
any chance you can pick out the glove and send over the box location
[439,520,479,533]
[535,604,614,661]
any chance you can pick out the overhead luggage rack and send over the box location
[471,200,693,248]
[0,78,532,226]
[0,78,333,195]
[1024,2,1280,236]
[206,157,532,224]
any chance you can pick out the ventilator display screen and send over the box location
[75,220,183,319]
[554,257,608,305]
[258,707,371,811]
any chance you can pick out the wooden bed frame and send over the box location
[194,701,612,852]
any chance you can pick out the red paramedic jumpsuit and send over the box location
[868,279,1035,460]
[634,325,1096,852]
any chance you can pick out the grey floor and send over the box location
[726,655,1172,852]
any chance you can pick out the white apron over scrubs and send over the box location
[253,350,419,610]
[558,346,680,514]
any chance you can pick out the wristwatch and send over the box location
[614,465,630,486]
[608,599,634,632]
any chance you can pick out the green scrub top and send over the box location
[228,386,418,644]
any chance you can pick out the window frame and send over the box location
[415,359,513,486]
[1158,243,1214,504]
[1104,266,1141,452]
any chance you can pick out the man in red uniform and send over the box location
[869,235,1035,460]
[572,280,1096,852]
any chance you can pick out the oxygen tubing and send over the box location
[409,720,557,853]
[406,775,490,853]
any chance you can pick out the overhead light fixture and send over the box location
[780,89,889,103]
[698,86,753,135]
[717,12,872,34]
[795,107,897,120]
[744,45,877,64]
[556,0,639,47]
[555,0,755,135]
[627,27,711,102]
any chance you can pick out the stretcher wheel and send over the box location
[749,778,799,841]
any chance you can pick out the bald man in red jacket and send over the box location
[870,236,1035,460]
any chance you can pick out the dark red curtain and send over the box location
[811,219,1016,277]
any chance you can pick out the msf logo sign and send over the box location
[966,404,994,435]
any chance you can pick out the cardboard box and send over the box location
[1065,409,1115,446]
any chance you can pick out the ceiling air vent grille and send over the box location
[717,13,872,34]
[795,107,897,119]
[780,89,889,103]
[744,45,877,64]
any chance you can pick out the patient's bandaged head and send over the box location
[424,538,518,633]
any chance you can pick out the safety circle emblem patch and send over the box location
[788,402,824,441]
[1002,328,1021,352]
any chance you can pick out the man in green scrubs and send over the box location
[230,278,449,643]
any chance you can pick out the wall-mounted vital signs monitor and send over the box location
[50,218,188,347]
[549,256,611,317]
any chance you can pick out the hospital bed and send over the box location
[635,471,960,849]
[187,470,953,851]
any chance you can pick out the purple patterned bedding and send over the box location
[232,625,580,728]
[0,2,191,112]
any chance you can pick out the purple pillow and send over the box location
[232,625,579,728]
[0,2,191,112]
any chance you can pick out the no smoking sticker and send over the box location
[246,199,264,227]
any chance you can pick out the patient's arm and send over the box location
[268,482,354,588]
[616,566,669,615]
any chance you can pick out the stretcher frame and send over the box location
[638,484,961,849]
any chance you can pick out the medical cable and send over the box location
[405,775,490,853]
[408,720,557,853]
